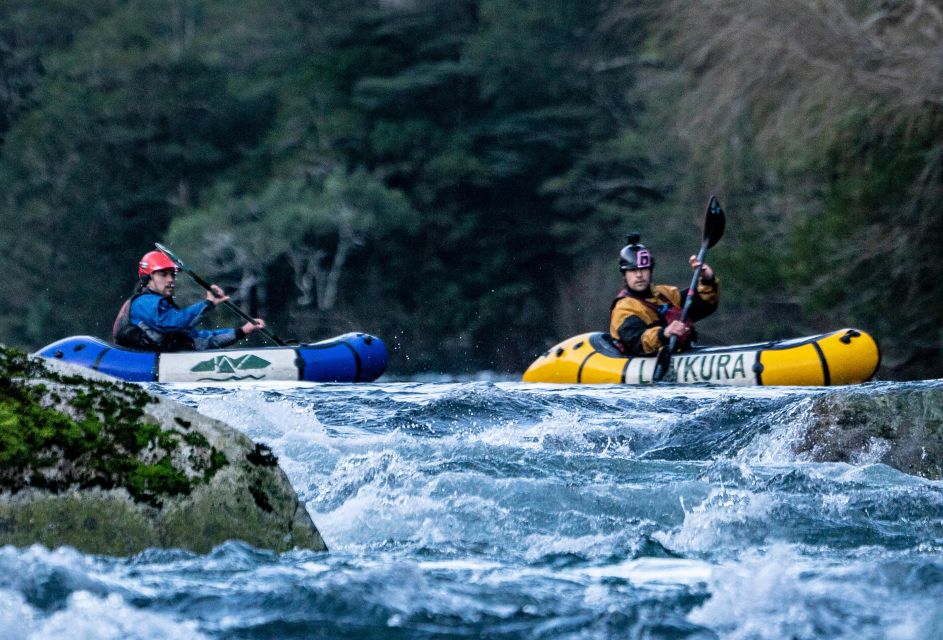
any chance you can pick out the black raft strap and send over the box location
[811,341,831,386]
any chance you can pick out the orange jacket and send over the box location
[609,278,719,355]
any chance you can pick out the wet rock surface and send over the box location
[799,382,943,479]
[0,346,326,555]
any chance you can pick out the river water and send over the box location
[3,379,943,639]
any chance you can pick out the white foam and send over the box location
[851,436,893,465]
[687,544,943,639]
[577,557,713,585]
[3,591,208,640]
[520,529,648,564]
[688,545,825,638]
[0,590,36,640]
[312,473,451,551]
[417,559,503,572]
[736,397,816,464]
[656,487,774,553]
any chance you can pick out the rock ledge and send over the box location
[0,346,326,555]
[799,382,943,479]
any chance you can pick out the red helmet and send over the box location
[138,250,178,277]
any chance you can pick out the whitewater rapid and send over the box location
[2,380,943,639]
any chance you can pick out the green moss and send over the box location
[126,457,192,506]
[183,429,227,481]
[206,450,228,481]
[156,429,180,452]
[0,346,229,506]
[183,431,209,448]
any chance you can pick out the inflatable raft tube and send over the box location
[523,328,880,386]
[36,333,387,383]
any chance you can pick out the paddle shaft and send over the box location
[664,238,711,355]
[155,243,288,346]
[652,195,725,382]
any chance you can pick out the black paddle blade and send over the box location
[703,195,726,248]
[652,346,672,383]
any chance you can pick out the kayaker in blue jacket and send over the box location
[112,250,266,351]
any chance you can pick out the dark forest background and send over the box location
[1,0,941,377]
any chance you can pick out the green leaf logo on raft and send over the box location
[190,354,272,375]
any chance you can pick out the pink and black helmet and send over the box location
[618,232,654,272]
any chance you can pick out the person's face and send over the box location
[624,268,652,293]
[148,269,177,297]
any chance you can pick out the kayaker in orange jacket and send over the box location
[609,233,719,355]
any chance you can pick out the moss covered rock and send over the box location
[799,383,943,479]
[0,346,326,555]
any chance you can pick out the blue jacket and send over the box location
[128,291,240,350]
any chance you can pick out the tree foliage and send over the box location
[613,0,943,374]
[0,0,940,376]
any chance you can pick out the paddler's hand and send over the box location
[664,320,691,338]
[206,284,230,306]
[240,319,266,334]
[689,255,715,281]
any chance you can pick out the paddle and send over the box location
[154,242,289,347]
[651,195,726,383]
